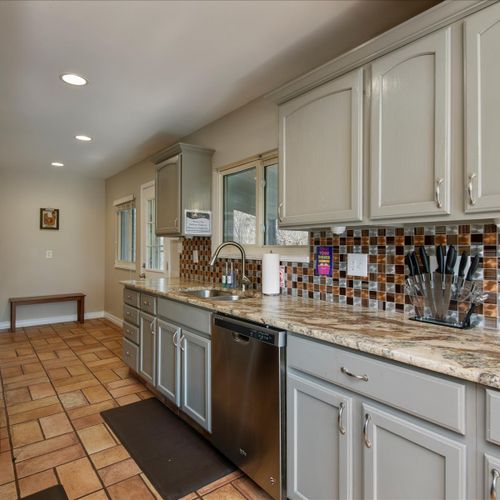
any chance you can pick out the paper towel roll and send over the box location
[262,253,280,295]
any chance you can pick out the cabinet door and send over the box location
[180,329,211,432]
[139,312,156,385]
[279,68,363,227]
[362,403,466,500]
[484,454,500,500]
[155,155,181,235]
[287,372,353,500]
[156,319,181,406]
[370,28,451,219]
[464,4,500,213]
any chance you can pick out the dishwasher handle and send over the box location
[232,332,250,344]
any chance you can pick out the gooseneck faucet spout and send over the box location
[209,241,252,292]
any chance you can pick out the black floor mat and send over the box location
[21,485,68,500]
[101,398,236,499]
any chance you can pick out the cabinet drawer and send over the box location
[158,297,211,335]
[123,304,140,326]
[486,389,500,446]
[140,293,157,315]
[123,288,140,308]
[288,334,466,434]
[123,338,138,371]
[123,321,139,344]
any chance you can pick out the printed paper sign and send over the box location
[315,246,333,276]
[184,210,212,236]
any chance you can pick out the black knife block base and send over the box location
[410,316,476,330]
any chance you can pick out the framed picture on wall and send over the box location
[40,208,59,230]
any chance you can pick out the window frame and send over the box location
[114,195,137,271]
[213,150,309,262]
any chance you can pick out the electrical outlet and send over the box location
[193,250,199,263]
[347,253,367,277]
[45,250,53,259]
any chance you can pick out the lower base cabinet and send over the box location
[156,319,211,432]
[139,312,156,385]
[287,372,353,500]
[363,403,466,500]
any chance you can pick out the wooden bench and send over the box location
[9,293,86,332]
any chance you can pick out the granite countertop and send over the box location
[121,278,500,390]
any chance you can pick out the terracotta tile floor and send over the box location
[0,319,270,499]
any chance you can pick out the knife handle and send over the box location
[436,245,445,273]
[466,254,480,281]
[458,251,468,278]
[419,246,430,274]
[410,251,421,275]
[405,253,415,276]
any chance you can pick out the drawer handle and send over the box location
[144,300,149,306]
[491,468,499,500]
[338,402,346,435]
[127,295,132,300]
[172,330,180,348]
[468,173,477,206]
[125,351,130,357]
[363,413,372,448]
[435,177,444,209]
[341,366,368,382]
[126,311,131,316]
[180,335,186,352]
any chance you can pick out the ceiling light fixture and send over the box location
[51,162,64,167]
[75,135,92,142]
[60,73,87,86]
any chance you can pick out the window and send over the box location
[115,196,136,269]
[141,183,165,273]
[219,152,308,251]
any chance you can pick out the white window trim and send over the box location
[140,180,167,276]
[114,195,137,270]
[212,151,310,263]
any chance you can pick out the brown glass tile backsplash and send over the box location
[179,223,500,329]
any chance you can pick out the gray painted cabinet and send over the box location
[156,318,181,406]
[180,328,211,432]
[464,3,500,214]
[154,143,214,236]
[139,311,156,385]
[363,403,466,500]
[370,27,451,220]
[287,372,353,500]
[278,68,363,228]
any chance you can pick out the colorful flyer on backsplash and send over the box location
[315,246,333,276]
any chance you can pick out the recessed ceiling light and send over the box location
[75,135,92,142]
[51,162,64,167]
[60,73,87,86]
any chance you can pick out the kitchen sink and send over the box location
[183,288,249,301]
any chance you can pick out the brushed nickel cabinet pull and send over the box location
[468,173,477,206]
[436,177,444,208]
[278,202,284,223]
[172,330,180,348]
[150,320,155,333]
[180,335,186,352]
[363,413,372,448]
[491,468,499,500]
[174,218,178,228]
[341,366,368,382]
[338,402,346,435]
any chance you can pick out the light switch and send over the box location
[347,253,367,277]
[46,250,53,259]
[193,250,199,263]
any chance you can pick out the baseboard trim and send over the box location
[0,311,105,331]
[104,311,123,328]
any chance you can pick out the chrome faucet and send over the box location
[209,241,252,292]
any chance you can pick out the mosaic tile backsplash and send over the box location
[179,223,500,329]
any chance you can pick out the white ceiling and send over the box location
[0,0,437,179]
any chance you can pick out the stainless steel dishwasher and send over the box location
[211,314,286,500]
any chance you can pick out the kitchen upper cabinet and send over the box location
[139,311,156,385]
[157,319,181,406]
[464,4,500,214]
[370,28,452,220]
[278,68,363,227]
[180,329,211,432]
[154,143,214,236]
[287,372,353,500]
[362,403,466,500]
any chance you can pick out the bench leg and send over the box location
[10,303,16,333]
[77,297,85,323]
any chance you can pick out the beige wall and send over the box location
[104,97,278,319]
[105,157,156,319]
[0,168,105,325]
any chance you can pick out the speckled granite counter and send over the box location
[121,278,500,390]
